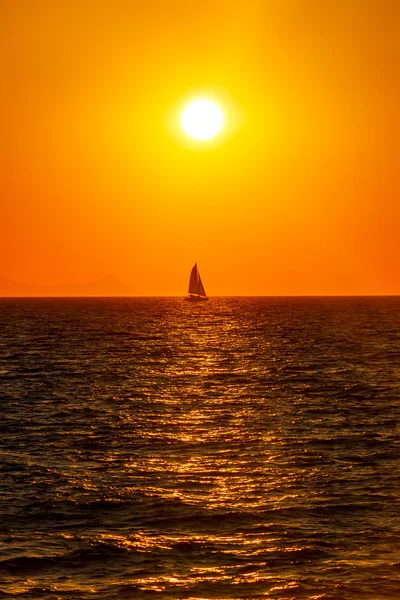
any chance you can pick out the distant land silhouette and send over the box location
[0,275,133,297]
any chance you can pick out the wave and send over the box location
[0,555,58,574]
[0,543,135,575]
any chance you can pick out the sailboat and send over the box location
[186,263,208,301]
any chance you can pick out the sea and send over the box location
[0,297,399,600]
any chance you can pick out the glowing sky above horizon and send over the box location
[1,1,399,295]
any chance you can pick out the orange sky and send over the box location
[1,0,399,295]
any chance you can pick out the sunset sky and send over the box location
[1,0,399,295]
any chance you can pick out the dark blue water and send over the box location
[0,297,399,599]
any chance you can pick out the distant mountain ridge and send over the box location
[0,275,133,297]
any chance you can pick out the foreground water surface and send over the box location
[0,297,399,599]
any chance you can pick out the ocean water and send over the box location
[0,297,399,600]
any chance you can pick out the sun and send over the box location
[181,98,224,141]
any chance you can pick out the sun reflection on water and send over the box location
[3,298,400,598]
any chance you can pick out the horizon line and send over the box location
[0,294,399,299]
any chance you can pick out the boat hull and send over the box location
[185,296,208,302]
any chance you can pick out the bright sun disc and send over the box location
[181,99,224,141]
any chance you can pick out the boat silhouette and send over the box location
[186,263,208,301]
